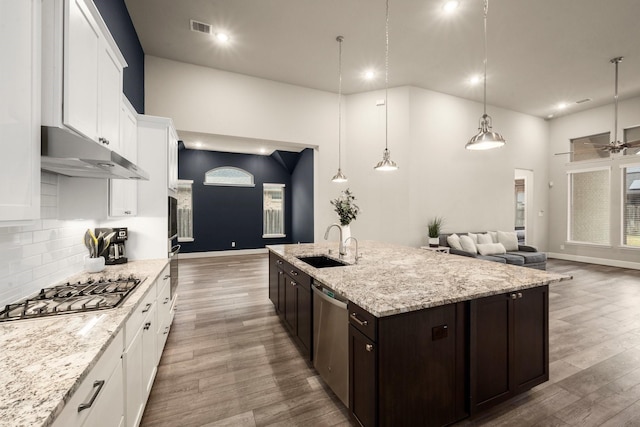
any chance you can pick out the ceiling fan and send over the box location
[555,57,640,156]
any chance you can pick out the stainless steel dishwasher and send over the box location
[313,281,349,407]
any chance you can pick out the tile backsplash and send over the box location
[0,172,97,306]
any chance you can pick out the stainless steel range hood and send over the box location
[41,126,149,180]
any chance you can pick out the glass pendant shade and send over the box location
[374,148,398,171]
[466,113,505,150]
[331,168,348,182]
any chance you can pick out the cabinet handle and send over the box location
[77,380,105,412]
[517,292,523,299]
[142,303,152,313]
[164,327,170,335]
[164,297,170,304]
[350,313,369,326]
[291,281,297,287]
[290,270,299,276]
[510,293,517,300]
[124,210,131,215]
[277,260,283,265]
[163,274,170,281]
[365,344,374,352]
[144,322,151,330]
[279,271,283,276]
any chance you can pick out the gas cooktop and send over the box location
[0,275,143,322]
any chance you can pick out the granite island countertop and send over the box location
[0,259,169,427]
[268,241,570,317]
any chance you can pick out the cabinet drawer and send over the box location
[283,262,311,289]
[125,281,157,349]
[156,265,170,298]
[348,302,377,342]
[53,329,124,427]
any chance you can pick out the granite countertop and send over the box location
[0,259,169,427]
[268,241,570,317]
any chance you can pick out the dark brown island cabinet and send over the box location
[269,252,312,360]
[268,253,549,426]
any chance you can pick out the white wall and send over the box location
[0,172,97,306]
[547,96,640,268]
[343,86,550,249]
[144,56,551,250]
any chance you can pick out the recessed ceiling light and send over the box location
[557,102,568,110]
[260,148,267,154]
[195,141,203,148]
[443,1,459,13]
[469,74,482,85]
[547,114,554,119]
[364,70,375,80]
[215,32,230,42]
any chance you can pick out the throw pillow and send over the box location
[477,233,493,245]
[488,231,498,243]
[447,234,463,251]
[459,235,478,254]
[477,243,507,256]
[497,231,519,251]
[467,232,479,244]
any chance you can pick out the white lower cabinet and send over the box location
[124,280,158,427]
[52,330,124,427]
[52,265,174,427]
[156,266,172,364]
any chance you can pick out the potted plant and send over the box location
[427,217,444,247]
[330,189,360,244]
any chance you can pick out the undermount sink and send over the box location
[297,255,348,268]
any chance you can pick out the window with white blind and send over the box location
[568,168,610,245]
[177,180,194,242]
[623,165,640,247]
[263,184,285,238]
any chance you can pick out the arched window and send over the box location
[204,167,254,187]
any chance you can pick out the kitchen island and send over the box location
[0,259,170,427]
[267,241,570,427]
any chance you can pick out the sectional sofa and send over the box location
[439,231,547,270]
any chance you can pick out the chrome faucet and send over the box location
[345,236,361,264]
[324,223,346,257]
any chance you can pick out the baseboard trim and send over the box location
[179,248,268,259]
[547,252,640,271]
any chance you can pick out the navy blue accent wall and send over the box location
[178,150,295,253]
[93,0,145,113]
[291,148,314,243]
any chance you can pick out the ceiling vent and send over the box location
[190,19,212,35]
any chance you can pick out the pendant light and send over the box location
[374,0,398,171]
[466,0,506,150]
[608,57,626,153]
[332,36,348,183]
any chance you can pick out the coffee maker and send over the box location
[98,227,128,265]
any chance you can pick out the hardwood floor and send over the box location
[141,255,640,427]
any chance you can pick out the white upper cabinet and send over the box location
[0,0,41,222]
[110,97,138,217]
[43,0,126,153]
[168,126,179,192]
[63,0,100,141]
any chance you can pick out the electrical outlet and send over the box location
[560,244,565,250]
[231,241,236,248]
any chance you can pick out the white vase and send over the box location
[428,237,439,247]
[84,255,105,273]
[340,224,351,248]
